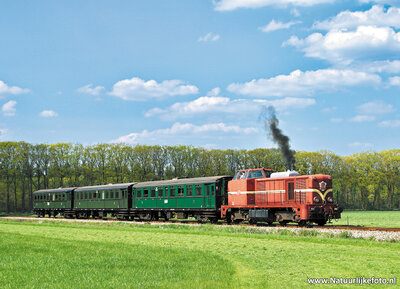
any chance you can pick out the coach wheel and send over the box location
[279,221,288,226]
[249,219,257,225]
[267,221,273,226]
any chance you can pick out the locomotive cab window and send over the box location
[248,170,264,179]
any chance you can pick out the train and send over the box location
[33,168,343,226]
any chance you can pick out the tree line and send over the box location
[0,141,399,212]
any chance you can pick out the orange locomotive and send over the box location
[221,168,343,226]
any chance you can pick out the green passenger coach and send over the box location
[132,176,232,222]
[33,187,76,217]
[73,183,135,219]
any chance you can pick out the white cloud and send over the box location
[350,115,376,122]
[0,128,7,137]
[198,32,220,42]
[330,118,343,123]
[291,8,300,17]
[39,110,58,118]
[227,69,380,97]
[145,88,315,120]
[379,119,400,127]
[359,60,400,73]
[77,84,105,96]
[356,101,394,115]
[109,77,199,101]
[349,142,373,148]
[112,122,258,145]
[313,5,400,30]
[213,0,334,11]
[389,76,400,86]
[0,80,29,97]
[2,100,17,116]
[285,26,400,64]
[259,20,301,33]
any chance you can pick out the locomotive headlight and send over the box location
[314,197,320,203]
[327,197,333,203]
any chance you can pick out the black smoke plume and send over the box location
[261,106,296,170]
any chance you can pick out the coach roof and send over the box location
[33,187,77,194]
[134,176,231,188]
[75,183,136,192]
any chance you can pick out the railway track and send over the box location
[3,215,400,233]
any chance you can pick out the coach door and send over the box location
[287,181,294,203]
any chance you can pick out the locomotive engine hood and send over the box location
[270,170,300,178]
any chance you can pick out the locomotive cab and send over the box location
[228,168,274,206]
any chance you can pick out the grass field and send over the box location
[0,219,399,288]
[332,211,400,228]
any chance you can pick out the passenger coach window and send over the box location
[186,185,193,196]
[151,188,156,198]
[143,188,148,198]
[178,187,184,197]
[170,187,175,197]
[195,185,202,196]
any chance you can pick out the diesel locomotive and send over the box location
[33,168,342,226]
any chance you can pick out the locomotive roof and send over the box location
[134,175,232,188]
[33,187,77,194]
[75,182,136,192]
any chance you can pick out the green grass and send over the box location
[1,219,399,288]
[332,210,400,228]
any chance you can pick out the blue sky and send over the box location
[1,0,400,155]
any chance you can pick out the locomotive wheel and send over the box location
[316,220,327,226]
[298,220,307,227]
[209,217,218,224]
[279,221,288,226]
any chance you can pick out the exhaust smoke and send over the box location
[262,106,296,170]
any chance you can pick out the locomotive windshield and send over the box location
[248,170,264,179]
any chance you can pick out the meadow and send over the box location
[0,219,399,288]
[332,210,400,228]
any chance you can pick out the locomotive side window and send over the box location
[288,182,294,200]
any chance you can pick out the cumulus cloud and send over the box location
[76,84,105,96]
[0,80,29,97]
[112,122,258,145]
[358,60,400,74]
[2,100,17,116]
[379,119,400,127]
[389,76,400,86]
[356,101,394,115]
[313,5,400,30]
[349,142,373,148]
[145,88,315,120]
[109,77,199,101]
[198,32,220,42]
[330,118,343,123]
[39,110,58,118]
[213,0,334,11]
[285,26,400,64]
[227,69,380,97]
[350,115,376,122]
[259,20,301,33]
